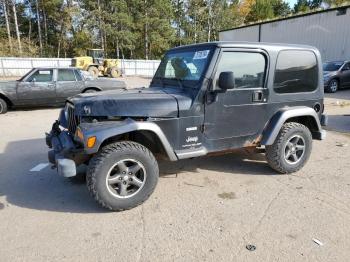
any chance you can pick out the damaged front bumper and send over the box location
[46,121,86,178]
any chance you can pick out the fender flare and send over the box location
[82,87,102,92]
[79,118,178,161]
[261,107,323,145]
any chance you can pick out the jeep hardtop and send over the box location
[46,42,327,211]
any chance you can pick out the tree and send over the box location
[12,0,22,54]
[294,0,311,13]
[1,0,12,52]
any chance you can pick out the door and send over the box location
[340,62,350,86]
[204,50,269,144]
[55,69,85,103]
[17,69,56,105]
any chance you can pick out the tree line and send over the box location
[0,0,348,59]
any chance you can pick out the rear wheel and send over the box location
[0,98,8,114]
[327,79,339,93]
[88,66,99,78]
[266,122,312,174]
[86,141,159,211]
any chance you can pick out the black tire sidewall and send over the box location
[0,98,8,114]
[88,143,158,210]
[276,125,312,173]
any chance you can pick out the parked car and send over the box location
[0,67,126,114]
[46,42,327,211]
[323,61,350,93]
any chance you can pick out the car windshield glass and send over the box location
[323,62,343,71]
[153,47,213,88]
[18,68,35,81]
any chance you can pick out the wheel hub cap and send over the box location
[284,135,306,165]
[106,159,146,199]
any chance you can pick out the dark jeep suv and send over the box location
[46,42,327,211]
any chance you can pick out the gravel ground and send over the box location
[0,80,349,262]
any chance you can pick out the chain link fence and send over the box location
[0,57,160,77]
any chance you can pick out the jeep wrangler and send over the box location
[46,42,327,211]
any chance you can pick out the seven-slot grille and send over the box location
[66,104,80,135]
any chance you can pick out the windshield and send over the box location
[153,47,213,88]
[323,62,343,71]
[17,68,35,81]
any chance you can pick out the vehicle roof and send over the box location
[32,67,77,70]
[170,41,318,52]
[324,61,346,64]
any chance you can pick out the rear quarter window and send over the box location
[274,50,318,93]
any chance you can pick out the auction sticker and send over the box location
[193,50,210,60]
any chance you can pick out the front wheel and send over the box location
[0,98,8,114]
[265,122,312,174]
[88,66,99,78]
[86,141,159,211]
[109,66,121,78]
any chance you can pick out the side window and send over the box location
[274,50,318,93]
[74,70,83,81]
[58,69,76,81]
[343,63,350,71]
[216,52,266,89]
[27,70,53,82]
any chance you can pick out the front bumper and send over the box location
[46,123,84,178]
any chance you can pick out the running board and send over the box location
[175,147,207,160]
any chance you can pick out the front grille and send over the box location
[66,104,80,135]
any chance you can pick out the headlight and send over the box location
[323,75,331,81]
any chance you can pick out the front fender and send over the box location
[78,118,178,161]
[261,107,325,145]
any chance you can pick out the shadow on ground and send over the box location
[325,115,350,133]
[325,88,350,100]
[0,138,276,213]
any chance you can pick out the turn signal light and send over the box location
[76,128,84,141]
[87,136,96,148]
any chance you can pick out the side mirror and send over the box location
[218,71,235,90]
[31,78,36,83]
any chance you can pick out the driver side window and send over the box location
[216,52,266,89]
[27,69,53,82]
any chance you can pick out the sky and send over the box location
[286,0,298,7]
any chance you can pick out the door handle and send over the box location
[252,90,263,102]
[48,84,55,88]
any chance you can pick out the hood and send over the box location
[323,71,337,78]
[69,87,193,118]
[0,81,17,94]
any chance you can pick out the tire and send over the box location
[86,141,159,211]
[109,67,121,78]
[327,79,339,93]
[88,66,99,78]
[0,98,8,114]
[265,122,312,174]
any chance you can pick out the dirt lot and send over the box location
[0,79,349,261]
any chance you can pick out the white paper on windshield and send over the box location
[193,50,210,60]
[39,70,51,74]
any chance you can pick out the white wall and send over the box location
[0,57,160,77]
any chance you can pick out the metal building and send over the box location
[219,5,350,62]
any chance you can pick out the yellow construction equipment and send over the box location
[71,49,122,78]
